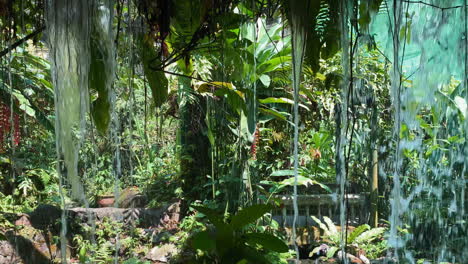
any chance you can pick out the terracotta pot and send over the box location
[97,195,115,207]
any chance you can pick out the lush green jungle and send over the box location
[0,0,467,263]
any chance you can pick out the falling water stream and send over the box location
[289,1,308,261]
[46,0,115,262]
[369,0,468,262]
[338,1,351,263]
[323,0,468,262]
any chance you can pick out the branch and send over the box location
[403,1,467,10]
[150,68,235,91]
[151,68,214,84]
[0,25,46,59]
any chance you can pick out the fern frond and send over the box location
[347,224,370,244]
[314,0,330,38]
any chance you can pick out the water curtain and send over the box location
[46,0,115,262]
[370,0,468,261]
[288,0,309,261]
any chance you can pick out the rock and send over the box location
[158,200,180,230]
[28,204,62,231]
[70,200,181,227]
[146,244,178,262]
[14,215,31,226]
[0,230,67,264]
[0,241,20,264]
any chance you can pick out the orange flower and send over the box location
[310,148,321,160]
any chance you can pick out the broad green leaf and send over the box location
[214,88,247,114]
[354,227,386,244]
[315,182,332,193]
[258,56,291,73]
[259,97,294,104]
[191,231,215,251]
[206,123,215,146]
[215,223,235,257]
[237,245,271,264]
[259,107,288,121]
[326,246,339,259]
[230,204,273,230]
[259,75,271,87]
[244,232,289,252]
[0,156,11,164]
[240,110,254,142]
[137,35,169,108]
[270,170,295,177]
[191,205,224,228]
[259,97,309,110]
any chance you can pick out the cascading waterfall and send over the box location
[289,1,308,261]
[46,1,91,261]
[369,0,468,262]
[46,0,115,262]
[337,0,351,263]
[46,0,90,204]
[388,0,404,258]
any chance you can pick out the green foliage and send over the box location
[73,217,151,263]
[0,49,54,132]
[137,34,169,108]
[188,204,289,264]
[230,204,273,230]
[310,216,387,259]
